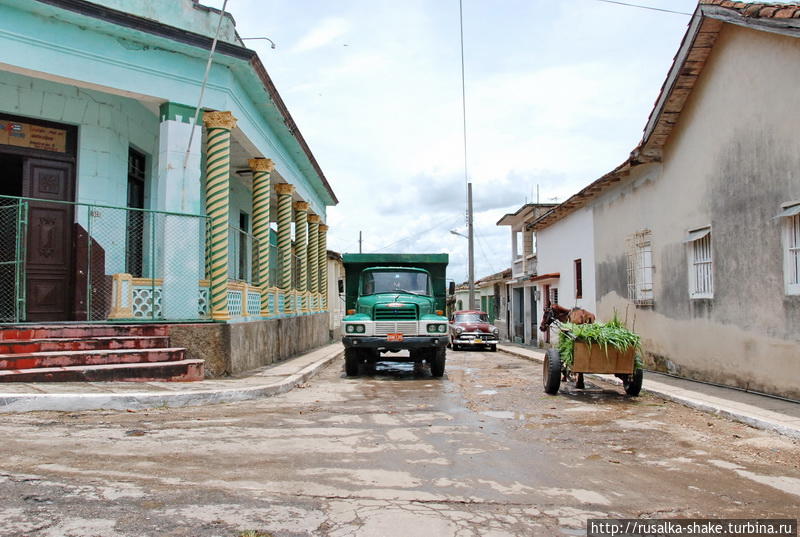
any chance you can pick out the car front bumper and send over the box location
[452,334,498,347]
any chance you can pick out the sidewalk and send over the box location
[498,343,800,440]
[0,343,344,413]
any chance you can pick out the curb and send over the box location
[0,347,343,413]
[497,346,800,440]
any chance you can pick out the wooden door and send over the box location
[23,159,74,321]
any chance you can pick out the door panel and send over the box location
[23,159,74,321]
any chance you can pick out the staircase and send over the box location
[0,325,204,382]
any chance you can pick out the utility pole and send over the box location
[467,182,476,310]
[359,231,362,254]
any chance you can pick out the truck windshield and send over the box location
[362,271,431,296]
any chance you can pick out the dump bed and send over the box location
[342,253,449,312]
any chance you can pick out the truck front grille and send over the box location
[374,322,418,336]
[374,306,418,320]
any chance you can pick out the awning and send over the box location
[530,272,560,283]
[774,204,800,219]
[682,227,710,243]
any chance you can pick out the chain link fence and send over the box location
[0,198,27,322]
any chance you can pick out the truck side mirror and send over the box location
[448,281,456,295]
[338,279,344,294]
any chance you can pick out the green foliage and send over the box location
[557,312,641,368]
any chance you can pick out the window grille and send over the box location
[549,287,559,306]
[688,227,713,299]
[787,212,800,293]
[626,230,654,306]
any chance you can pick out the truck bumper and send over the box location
[342,336,448,352]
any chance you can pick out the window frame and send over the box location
[626,230,654,306]
[574,259,583,299]
[687,226,713,300]
[782,204,800,296]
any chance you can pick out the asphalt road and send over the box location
[1,348,798,537]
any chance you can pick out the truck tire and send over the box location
[430,347,446,378]
[543,349,562,395]
[344,348,360,377]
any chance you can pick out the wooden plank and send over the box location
[572,342,635,374]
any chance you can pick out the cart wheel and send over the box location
[344,348,360,377]
[623,367,643,396]
[543,349,562,395]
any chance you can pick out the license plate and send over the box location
[474,338,483,344]
[387,333,403,342]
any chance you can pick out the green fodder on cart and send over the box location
[557,313,643,369]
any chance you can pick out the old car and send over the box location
[448,310,499,352]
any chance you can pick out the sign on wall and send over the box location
[0,120,67,153]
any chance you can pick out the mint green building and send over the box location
[0,0,337,373]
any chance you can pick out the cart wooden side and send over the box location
[571,342,635,375]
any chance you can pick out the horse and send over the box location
[539,303,596,332]
[539,303,596,389]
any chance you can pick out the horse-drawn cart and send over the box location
[540,312,644,396]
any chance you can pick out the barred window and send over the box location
[780,204,800,295]
[686,227,713,299]
[626,230,654,306]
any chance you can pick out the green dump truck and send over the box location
[341,253,451,377]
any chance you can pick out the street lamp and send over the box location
[241,37,277,49]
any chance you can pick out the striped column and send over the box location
[203,111,237,321]
[293,202,309,312]
[318,223,329,310]
[275,183,295,307]
[308,214,320,301]
[249,157,274,314]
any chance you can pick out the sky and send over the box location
[206,0,705,283]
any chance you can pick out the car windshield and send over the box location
[454,313,488,323]
[361,270,431,296]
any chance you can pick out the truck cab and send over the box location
[341,254,449,377]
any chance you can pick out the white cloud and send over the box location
[292,17,351,53]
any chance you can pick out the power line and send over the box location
[374,214,463,252]
[458,0,469,207]
[589,0,692,16]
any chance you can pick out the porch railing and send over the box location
[0,195,208,322]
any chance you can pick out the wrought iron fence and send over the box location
[0,195,207,322]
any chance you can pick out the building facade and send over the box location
[531,0,800,399]
[0,0,337,374]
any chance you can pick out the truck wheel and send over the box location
[623,367,644,396]
[543,349,562,395]
[430,347,446,378]
[344,348,360,377]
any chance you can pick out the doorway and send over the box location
[0,114,77,322]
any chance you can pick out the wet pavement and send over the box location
[1,349,798,536]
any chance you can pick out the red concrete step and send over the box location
[0,336,171,354]
[0,348,186,370]
[0,359,204,382]
[0,324,169,341]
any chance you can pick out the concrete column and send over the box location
[156,103,204,319]
[308,214,320,297]
[249,157,274,314]
[318,223,329,310]
[275,183,295,300]
[293,201,309,294]
[202,110,237,321]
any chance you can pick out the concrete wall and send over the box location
[170,312,331,377]
[592,24,800,399]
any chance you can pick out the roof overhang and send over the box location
[30,0,338,206]
[530,273,560,283]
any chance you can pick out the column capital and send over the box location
[275,183,294,196]
[248,158,275,172]
[203,110,238,130]
[308,214,321,224]
[319,224,329,233]
[293,201,309,212]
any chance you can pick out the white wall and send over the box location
[535,206,597,337]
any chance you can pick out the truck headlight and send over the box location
[438,324,447,333]
[354,324,365,333]
[428,324,447,333]
[346,324,355,333]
